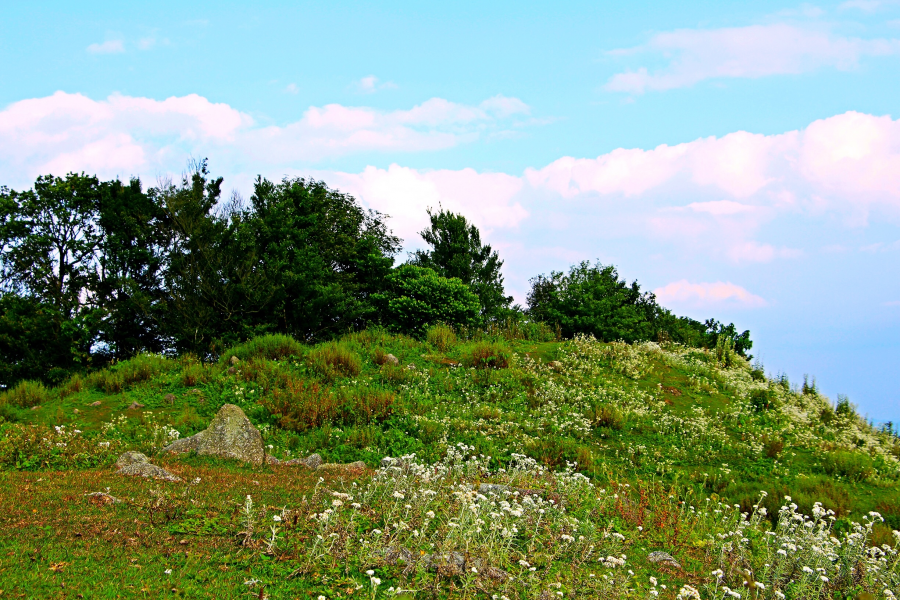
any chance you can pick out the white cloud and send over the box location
[327,164,527,242]
[653,280,768,308]
[726,241,803,263]
[354,76,397,94]
[605,24,900,93]
[0,91,531,185]
[839,0,900,11]
[285,83,299,94]
[86,40,125,55]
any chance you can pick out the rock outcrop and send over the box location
[115,451,180,481]
[161,404,264,465]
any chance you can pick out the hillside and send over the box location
[1,328,898,598]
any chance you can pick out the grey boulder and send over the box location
[115,451,180,482]
[161,404,264,465]
[647,551,681,569]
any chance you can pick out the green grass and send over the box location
[1,331,899,598]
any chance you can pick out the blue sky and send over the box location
[2,0,899,420]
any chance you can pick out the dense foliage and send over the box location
[1,163,750,389]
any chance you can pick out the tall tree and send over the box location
[408,208,512,321]
[245,176,401,341]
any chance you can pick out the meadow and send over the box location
[1,327,898,599]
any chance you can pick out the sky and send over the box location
[1,0,899,421]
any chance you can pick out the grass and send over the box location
[1,330,899,598]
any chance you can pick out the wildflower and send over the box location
[273,515,282,522]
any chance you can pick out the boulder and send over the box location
[115,451,180,482]
[161,404,264,465]
[383,353,399,365]
[89,401,102,407]
[127,401,145,410]
[230,355,240,365]
[164,393,176,404]
[647,551,681,569]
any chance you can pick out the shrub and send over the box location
[464,341,511,369]
[763,436,784,458]
[0,380,50,408]
[266,379,338,432]
[750,388,775,412]
[181,362,213,387]
[822,450,875,482]
[426,323,457,352]
[588,404,624,430]
[378,363,414,385]
[220,334,304,364]
[87,353,170,393]
[307,342,361,378]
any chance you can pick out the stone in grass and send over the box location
[89,401,102,407]
[115,451,180,482]
[127,401,145,410]
[383,353,399,365]
[647,551,681,569]
[316,461,367,474]
[266,453,323,469]
[164,393,176,404]
[161,404,264,465]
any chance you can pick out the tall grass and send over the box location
[220,334,304,363]
[307,341,362,378]
[0,380,50,408]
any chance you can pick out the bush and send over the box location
[0,380,50,408]
[373,265,481,337]
[307,342,362,378]
[265,380,394,431]
[220,334,304,364]
[426,323,457,352]
[588,404,624,430]
[822,450,875,482]
[86,353,170,393]
[464,341,511,369]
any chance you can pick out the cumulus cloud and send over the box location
[86,40,125,54]
[354,76,396,94]
[653,280,768,308]
[327,164,528,242]
[0,91,531,186]
[605,24,900,93]
[525,111,900,216]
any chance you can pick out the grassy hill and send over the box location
[1,328,898,598]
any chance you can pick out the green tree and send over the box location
[244,176,401,341]
[526,261,661,343]
[0,173,103,319]
[373,265,481,336]
[408,208,512,321]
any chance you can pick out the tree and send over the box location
[0,173,103,319]
[408,208,512,321]
[526,261,661,343]
[373,265,481,336]
[243,176,401,341]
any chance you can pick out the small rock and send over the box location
[72,408,80,414]
[89,401,102,407]
[647,551,681,569]
[383,353,399,365]
[478,483,510,496]
[227,367,236,375]
[85,491,121,504]
[316,461,366,474]
[272,453,323,469]
[127,401,144,410]
[115,451,180,482]
[30,405,39,411]
[164,393,176,404]
[161,404,265,465]
[548,360,563,371]
[230,355,240,365]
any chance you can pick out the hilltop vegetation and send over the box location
[1,328,898,598]
[2,163,899,598]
